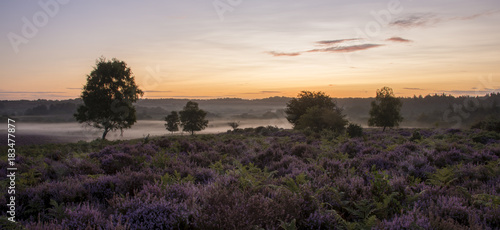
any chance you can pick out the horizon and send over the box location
[2,91,499,102]
[1,1,500,100]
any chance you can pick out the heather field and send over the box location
[1,127,499,229]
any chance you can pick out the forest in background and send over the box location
[1,93,500,128]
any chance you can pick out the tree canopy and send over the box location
[228,121,240,130]
[74,57,143,140]
[165,111,180,133]
[286,91,347,132]
[295,106,347,132]
[368,86,403,131]
[179,101,209,135]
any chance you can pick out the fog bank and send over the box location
[2,118,292,145]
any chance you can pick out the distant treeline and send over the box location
[1,94,499,128]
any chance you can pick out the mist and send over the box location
[3,118,292,145]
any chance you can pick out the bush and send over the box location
[409,130,422,141]
[472,131,500,144]
[347,123,363,138]
[110,196,194,230]
[471,117,500,133]
[295,106,347,133]
[62,203,107,230]
[8,128,500,229]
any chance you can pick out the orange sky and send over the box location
[1,1,499,100]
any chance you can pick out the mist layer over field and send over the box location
[2,118,292,145]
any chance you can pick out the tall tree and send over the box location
[74,57,143,140]
[228,121,240,130]
[286,91,346,132]
[295,106,347,132]
[368,86,403,131]
[164,111,180,134]
[285,91,337,127]
[179,101,209,135]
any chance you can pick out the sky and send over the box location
[1,0,500,100]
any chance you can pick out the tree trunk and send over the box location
[191,130,194,135]
[102,128,110,140]
[383,126,386,132]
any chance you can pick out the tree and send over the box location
[286,91,347,132]
[368,86,403,131]
[228,121,240,130]
[74,57,143,140]
[179,101,209,135]
[286,91,337,127]
[164,111,180,134]
[295,106,347,132]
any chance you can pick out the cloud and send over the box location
[266,39,382,57]
[440,88,500,95]
[144,90,172,93]
[144,95,215,99]
[454,10,500,21]
[387,37,412,43]
[403,88,423,90]
[243,91,282,94]
[308,44,383,53]
[316,38,359,46]
[0,91,71,100]
[390,13,439,28]
[266,51,301,57]
[0,91,65,94]
[391,11,500,29]
[66,87,82,90]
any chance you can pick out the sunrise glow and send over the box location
[1,0,499,100]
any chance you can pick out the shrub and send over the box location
[62,203,107,230]
[347,123,363,138]
[66,157,104,175]
[472,131,500,144]
[376,207,431,230]
[339,139,364,158]
[409,130,422,141]
[111,196,194,230]
[471,117,500,133]
[100,152,135,174]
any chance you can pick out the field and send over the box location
[1,127,499,229]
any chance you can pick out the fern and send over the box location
[473,194,500,208]
[209,160,225,174]
[426,166,458,187]
[160,170,195,186]
[334,199,380,230]
[345,199,378,220]
[47,199,67,221]
[279,219,297,230]
[0,216,26,230]
[233,163,276,191]
[374,192,400,219]
[283,172,307,193]
[19,168,42,188]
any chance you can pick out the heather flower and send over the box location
[62,203,107,230]
[376,207,431,230]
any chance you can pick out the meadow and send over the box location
[1,127,499,229]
